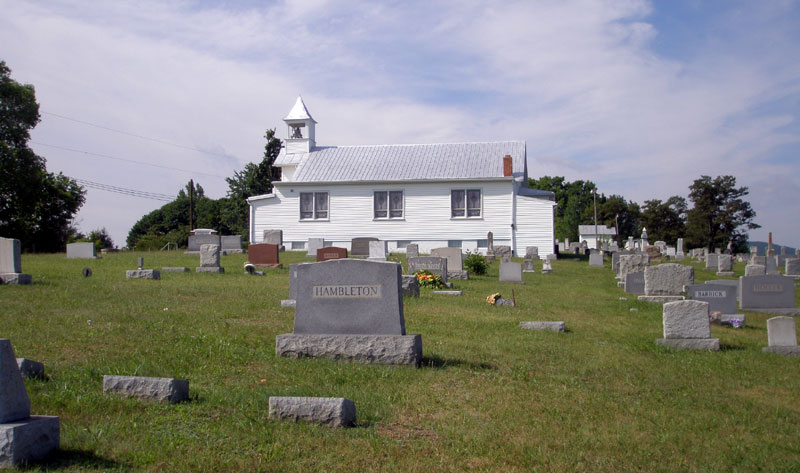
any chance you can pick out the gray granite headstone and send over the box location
[717,254,733,273]
[199,244,220,267]
[269,397,355,427]
[705,253,718,270]
[103,375,189,403]
[187,234,220,252]
[765,256,780,275]
[624,271,645,294]
[740,275,795,309]
[368,241,387,261]
[525,246,539,259]
[221,235,243,253]
[431,247,463,271]
[662,300,711,339]
[523,259,535,272]
[306,238,325,257]
[618,254,649,280]
[644,263,693,296]
[494,245,512,258]
[589,251,603,267]
[786,258,800,276]
[751,256,766,266]
[66,242,96,259]
[688,284,736,315]
[499,261,523,283]
[408,257,448,283]
[293,259,405,335]
[766,316,797,347]
[0,238,22,274]
[351,237,378,258]
[0,339,30,423]
[263,229,283,246]
[541,259,553,273]
[612,250,634,272]
[406,244,419,258]
[745,264,766,276]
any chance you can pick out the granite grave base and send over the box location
[275,334,422,366]
[269,397,355,427]
[638,295,684,303]
[196,267,225,273]
[162,267,189,272]
[125,269,160,280]
[656,338,720,350]
[0,273,32,285]
[447,271,469,280]
[520,321,565,332]
[0,416,60,468]
[762,346,800,357]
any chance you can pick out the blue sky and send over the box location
[1,0,798,247]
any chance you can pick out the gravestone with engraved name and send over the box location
[351,237,378,258]
[275,259,422,365]
[494,245,512,259]
[408,257,448,284]
[0,237,31,285]
[676,238,685,260]
[739,275,796,312]
[248,243,281,267]
[0,339,59,467]
[541,259,553,274]
[406,244,419,258]
[317,247,347,262]
[306,238,325,257]
[688,284,737,315]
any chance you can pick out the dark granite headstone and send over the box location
[688,284,737,315]
[187,234,221,252]
[624,271,645,294]
[351,237,378,258]
[248,243,280,266]
[740,275,795,309]
[317,247,347,262]
[293,259,405,335]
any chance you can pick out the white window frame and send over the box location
[299,191,329,221]
[450,188,482,219]
[373,190,405,220]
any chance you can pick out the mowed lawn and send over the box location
[2,251,799,472]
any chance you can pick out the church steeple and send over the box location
[284,96,316,154]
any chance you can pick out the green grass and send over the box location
[2,251,800,472]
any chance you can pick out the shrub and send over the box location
[464,250,488,275]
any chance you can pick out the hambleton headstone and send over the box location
[275,259,422,365]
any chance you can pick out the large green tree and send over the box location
[640,196,687,245]
[0,60,85,252]
[686,175,758,252]
[528,176,598,241]
[220,128,282,239]
[595,194,641,244]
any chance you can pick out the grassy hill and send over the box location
[1,251,799,472]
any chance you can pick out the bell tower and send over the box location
[284,96,316,154]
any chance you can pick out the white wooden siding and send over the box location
[251,181,516,250]
[514,194,556,257]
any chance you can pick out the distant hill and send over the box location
[748,241,797,255]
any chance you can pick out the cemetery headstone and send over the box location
[186,234,220,253]
[317,247,347,262]
[762,316,800,357]
[520,321,565,332]
[248,243,281,267]
[705,253,718,270]
[306,238,325,257]
[401,275,420,297]
[523,259,535,273]
[786,258,800,279]
[494,245,512,259]
[688,284,737,316]
[408,257,448,284]
[625,271,645,294]
[716,254,734,276]
[275,259,422,365]
[66,242,96,259]
[666,247,676,258]
[639,263,693,303]
[750,246,758,256]
[618,254,649,280]
[765,256,780,275]
[269,397,356,427]
[676,238,685,260]
[589,251,603,267]
[739,275,797,313]
[746,265,766,277]
[263,229,283,248]
[126,269,160,280]
[541,259,553,274]
[0,237,31,285]
[0,339,59,467]
[751,256,766,266]
[499,261,524,284]
[431,247,464,271]
[368,240,388,261]
[406,244,419,258]
[103,376,189,403]
[656,300,719,350]
[221,235,244,254]
[525,246,539,259]
[350,237,378,258]
[196,244,224,273]
[612,250,634,273]
[486,232,495,262]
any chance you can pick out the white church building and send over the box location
[247,97,556,256]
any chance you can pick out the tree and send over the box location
[686,175,759,252]
[528,176,597,241]
[640,196,687,245]
[0,60,85,252]
[220,128,282,239]
[595,194,641,244]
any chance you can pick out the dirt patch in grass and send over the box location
[376,422,438,442]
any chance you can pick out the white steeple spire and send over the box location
[284,96,316,154]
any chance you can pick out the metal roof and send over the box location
[276,141,526,183]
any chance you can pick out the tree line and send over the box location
[529,174,759,253]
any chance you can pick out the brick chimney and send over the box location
[503,155,513,177]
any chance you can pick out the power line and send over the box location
[31,141,226,180]
[42,111,232,158]
[71,177,176,202]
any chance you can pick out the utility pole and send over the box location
[593,188,598,250]
[189,179,194,231]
